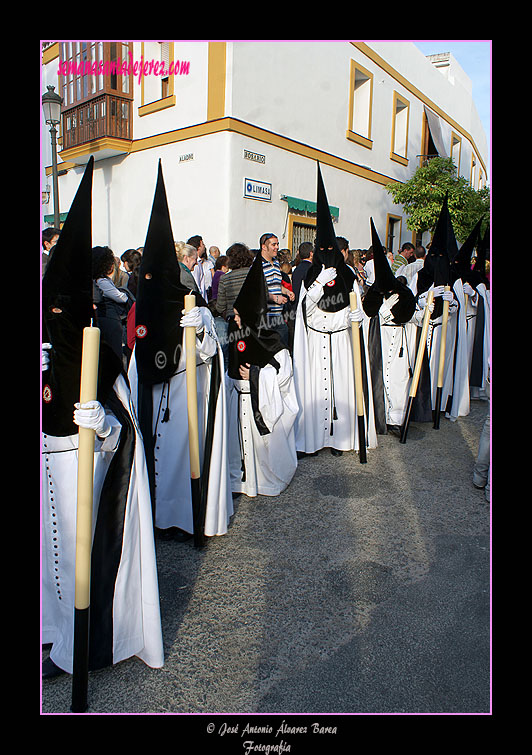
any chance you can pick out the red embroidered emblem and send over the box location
[326,280,336,286]
[237,340,246,352]
[43,385,52,403]
[136,324,148,338]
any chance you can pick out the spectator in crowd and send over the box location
[215,242,254,368]
[189,234,214,299]
[42,227,60,276]
[392,242,415,273]
[211,255,229,301]
[92,245,131,362]
[259,232,294,347]
[291,241,313,306]
[175,241,201,294]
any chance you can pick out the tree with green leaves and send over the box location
[385,157,490,244]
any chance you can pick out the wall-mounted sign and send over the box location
[179,152,194,162]
[244,149,266,164]
[244,178,272,202]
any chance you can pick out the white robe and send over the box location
[41,374,164,674]
[410,274,459,414]
[467,283,490,399]
[375,314,421,428]
[128,312,233,536]
[446,278,471,421]
[293,279,377,454]
[393,259,424,285]
[226,348,299,497]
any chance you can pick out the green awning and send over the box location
[44,212,69,224]
[281,194,339,220]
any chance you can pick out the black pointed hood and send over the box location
[304,163,355,311]
[417,194,459,294]
[134,160,206,385]
[472,222,490,289]
[362,218,416,324]
[451,215,484,286]
[416,195,459,318]
[42,157,122,436]
[228,250,284,379]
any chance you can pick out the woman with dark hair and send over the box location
[121,248,142,297]
[214,243,254,368]
[92,245,131,361]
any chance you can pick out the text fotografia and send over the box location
[210,720,338,752]
[57,54,190,83]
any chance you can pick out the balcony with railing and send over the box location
[60,94,132,162]
[62,95,131,148]
[57,42,133,163]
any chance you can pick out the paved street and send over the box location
[41,398,490,723]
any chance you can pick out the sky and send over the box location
[412,40,491,176]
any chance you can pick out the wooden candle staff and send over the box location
[433,285,451,429]
[400,290,434,444]
[184,294,203,547]
[71,324,100,713]
[349,291,367,463]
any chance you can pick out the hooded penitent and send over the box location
[450,215,485,287]
[472,222,490,289]
[133,161,219,532]
[42,156,121,437]
[134,159,205,387]
[228,249,285,381]
[416,194,459,319]
[304,163,356,312]
[41,156,156,673]
[362,218,416,324]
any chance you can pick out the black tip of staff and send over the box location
[71,607,90,713]
[357,416,367,463]
[400,397,413,444]
[191,477,206,548]
[433,387,443,429]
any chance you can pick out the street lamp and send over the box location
[42,85,63,232]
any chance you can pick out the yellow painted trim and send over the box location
[287,214,316,253]
[52,116,400,187]
[42,42,60,64]
[140,42,175,110]
[347,59,374,145]
[346,130,373,149]
[390,152,409,166]
[139,95,176,116]
[45,161,77,176]
[59,136,132,162]
[385,213,403,253]
[207,42,226,121]
[450,131,462,173]
[390,91,410,162]
[351,41,487,177]
[167,42,175,97]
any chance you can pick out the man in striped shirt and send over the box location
[259,233,294,347]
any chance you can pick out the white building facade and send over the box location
[41,41,489,257]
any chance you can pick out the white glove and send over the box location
[42,343,52,371]
[442,290,454,303]
[73,400,111,437]
[379,293,399,323]
[315,266,337,286]
[433,285,446,297]
[180,306,205,333]
[348,307,364,323]
[463,283,475,297]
